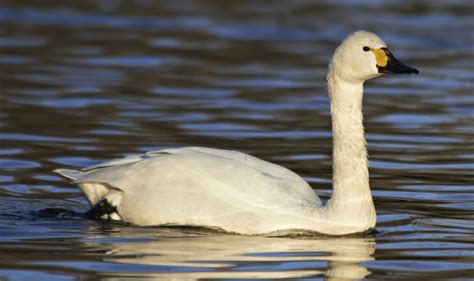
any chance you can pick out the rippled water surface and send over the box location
[1,0,473,279]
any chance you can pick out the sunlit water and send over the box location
[0,0,473,279]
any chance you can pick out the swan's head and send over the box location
[330,30,419,83]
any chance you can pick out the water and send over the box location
[0,0,473,279]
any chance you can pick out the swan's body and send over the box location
[55,30,418,235]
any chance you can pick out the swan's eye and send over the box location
[363,46,370,52]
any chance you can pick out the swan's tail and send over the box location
[54,169,103,204]
[54,168,123,221]
[54,169,85,181]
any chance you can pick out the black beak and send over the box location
[378,48,419,74]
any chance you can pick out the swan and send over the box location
[55,30,418,235]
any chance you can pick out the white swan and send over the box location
[55,30,418,235]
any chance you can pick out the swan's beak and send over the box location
[372,48,419,74]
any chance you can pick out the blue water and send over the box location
[0,0,473,279]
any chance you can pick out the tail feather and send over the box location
[54,169,85,181]
[55,169,120,205]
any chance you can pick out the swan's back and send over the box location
[56,147,321,233]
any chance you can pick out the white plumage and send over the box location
[55,30,418,235]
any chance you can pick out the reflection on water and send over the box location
[0,224,375,279]
[0,0,473,279]
[86,228,374,279]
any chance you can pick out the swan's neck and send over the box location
[325,70,375,225]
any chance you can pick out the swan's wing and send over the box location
[74,147,319,200]
[70,147,305,186]
[54,151,169,205]
[81,154,148,172]
[157,146,308,183]
[55,147,321,229]
[54,150,174,183]
[54,154,152,181]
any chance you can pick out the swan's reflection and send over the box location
[82,226,375,279]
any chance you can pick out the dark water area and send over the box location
[0,0,473,279]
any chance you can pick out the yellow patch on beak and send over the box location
[371,48,388,67]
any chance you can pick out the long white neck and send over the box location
[325,67,375,226]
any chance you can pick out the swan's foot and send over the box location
[84,199,121,221]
